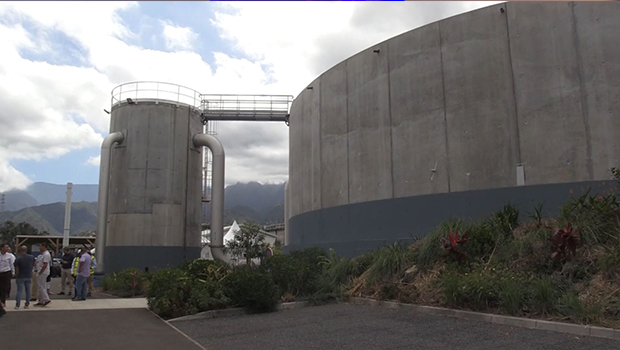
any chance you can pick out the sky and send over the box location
[0,1,499,191]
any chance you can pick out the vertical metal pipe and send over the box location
[62,182,73,248]
[192,133,226,261]
[284,181,289,246]
[95,131,124,273]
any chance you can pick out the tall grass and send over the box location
[559,192,620,246]
[499,278,524,316]
[366,242,411,285]
[531,276,556,314]
[557,292,603,324]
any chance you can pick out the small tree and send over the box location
[224,222,269,268]
[0,221,47,249]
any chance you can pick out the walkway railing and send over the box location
[110,82,293,122]
[201,94,293,121]
[111,82,203,108]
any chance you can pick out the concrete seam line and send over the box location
[347,298,620,340]
[149,309,209,350]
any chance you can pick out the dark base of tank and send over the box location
[104,246,202,273]
[285,180,616,258]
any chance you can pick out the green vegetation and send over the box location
[224,222,270,267]
[104,184,620,328]
[0,220,49,248]
[102,267,148,298]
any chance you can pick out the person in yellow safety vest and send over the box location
[87,252,96,297]
[70,250,80,299]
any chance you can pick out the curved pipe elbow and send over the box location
[193,133,226,264]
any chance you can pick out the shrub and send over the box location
[416,219,466,268]
[184,259,230,281]
[559,191,620,246]
[102,268,148,297]
[548,224,579,260]
[223,268,279,313]
[318,249,357,288]
[530,276,558,315]
[528,202,545,228]
[262,247,327,297]
[440,268,500,310]
[487,203,520,238]
[440,264,531,313]
[557,291,603,324]
[146,267,229,319]
[366,242,411,285]
[440,231,469,262]
[598,241,620,279]
[499,277,525,316]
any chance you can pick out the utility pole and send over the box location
[62,183,73,248]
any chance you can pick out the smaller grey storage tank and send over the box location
[104,82,204,272]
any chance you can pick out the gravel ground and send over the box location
[173,303,620,350]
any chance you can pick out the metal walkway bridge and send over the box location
[111,82,293,126]
[200,94,292,125]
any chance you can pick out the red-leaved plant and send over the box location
[441,231,469,261]
[548,224,579,260]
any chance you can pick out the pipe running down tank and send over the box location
[192,133,226,261]
[95,131,125,274]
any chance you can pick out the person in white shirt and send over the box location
[0,243,16,308]
[34,243,52,307]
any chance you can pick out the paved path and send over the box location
[9,275,112,301]
[0,308,204,350]
[172,303,620,350]
[5,297,146,311]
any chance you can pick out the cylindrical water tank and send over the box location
[105,100,203,272]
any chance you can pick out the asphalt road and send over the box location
[173,303,620,350]
[0,308,204,350]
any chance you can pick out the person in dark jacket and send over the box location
[14,245,35,309]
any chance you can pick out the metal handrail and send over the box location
[111,81,202,109]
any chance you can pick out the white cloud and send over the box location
[0,154,31,192]
[0,1,498,191]
[161,20,198,51]
[86,156,101,166]
[211,1,501,96]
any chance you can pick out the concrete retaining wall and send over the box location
[287,1,620,253]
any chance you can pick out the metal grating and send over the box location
[200,94,292,122]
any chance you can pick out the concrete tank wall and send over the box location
[286,1,620,256]
[106,101,203,272]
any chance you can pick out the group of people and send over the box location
[0,242,96,318]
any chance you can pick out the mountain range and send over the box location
[0,181,285,235]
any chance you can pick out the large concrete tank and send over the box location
[104,91,204,272]
[286,1,620,257]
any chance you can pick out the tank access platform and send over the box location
[200,94,292,125]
